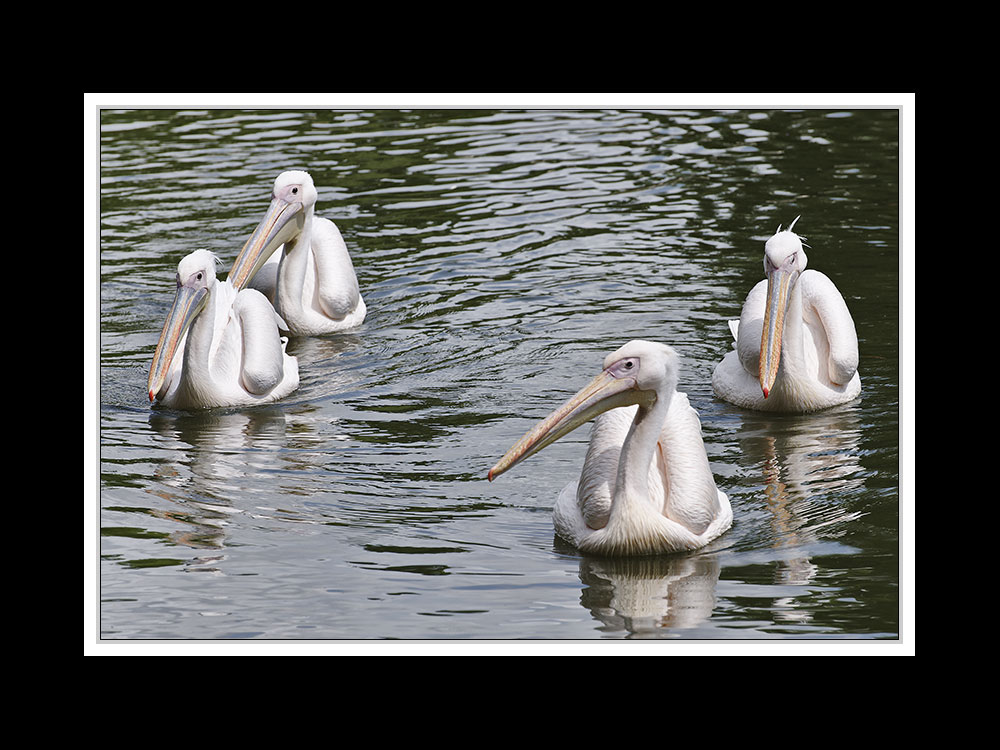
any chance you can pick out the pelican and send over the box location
[489,341,733,557]
[227,170,366,336]
[712,218,861,412]
[147,249,299,410]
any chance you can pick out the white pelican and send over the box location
[712,218,861,412]
[147,249,299,410]
[227,170,366,337]
[489,341,733,557]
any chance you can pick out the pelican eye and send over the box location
[608,358,639,378]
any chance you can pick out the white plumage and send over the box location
[490,341,732,557]
[712,218,861,412]
[228,170,366,336]
[147,249,299,409]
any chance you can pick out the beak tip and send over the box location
[487,469,495,482]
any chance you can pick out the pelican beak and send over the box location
[147,283,209,403]
[228,195,304,291]
[488,368,652,481]
[759,256,800,398]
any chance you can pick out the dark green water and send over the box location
[93,107,904,645]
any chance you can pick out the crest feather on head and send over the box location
[774,215,809,248]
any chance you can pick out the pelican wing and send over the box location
[656,393,725,536]
[233,288,295,395]
[574,406,633,529]
[799,270,859,386]
[311,217,363,320]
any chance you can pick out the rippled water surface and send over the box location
[93,107,905,646]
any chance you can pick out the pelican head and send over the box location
[228,170,317,291]
[488,340,677,481]
[147,249,219,402]
[759,217,808,398]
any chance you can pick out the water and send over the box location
[91,106,906,648]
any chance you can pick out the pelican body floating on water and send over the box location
[147,249,299,410]
[712,218,861,413]
[228,170,366,337]
[489,341,732,557]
